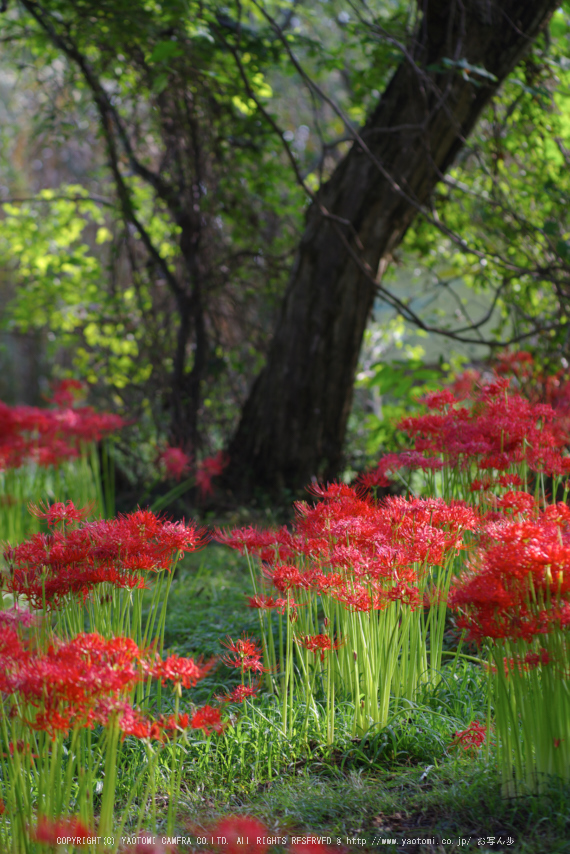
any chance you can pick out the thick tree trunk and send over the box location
[225,0,557,495]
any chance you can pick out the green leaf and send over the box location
[149,41,183,63]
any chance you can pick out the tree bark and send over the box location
[225,0,558,495]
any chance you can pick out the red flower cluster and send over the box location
[33,815,92,845]
[359,376,570,487]
[210,816,270,854]
[450,504,570,642]
[221,634,268,674]
[5,505,204,609]
[449,720,488,753]
[29,499,93,527]
[200,815,339,854]
[217,683,260,703]
[219,486,477,614]
[0,605,38,629]
[157,447,228,496]
[190,704,227,735]
[195,451,229,498]
[0,630,215,739]
[159,446,192,481]
[297,634,344,662]
[0,392,124,472]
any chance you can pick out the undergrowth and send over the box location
[146,545,570,853]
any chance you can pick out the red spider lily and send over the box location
[273,597,306,617]
[1,741,39,761]
[296,634,345,662]
[217,684,260,703]
[449,368,481,399]
[357,468,392,491]
[469,476,494,493]
[495,491,538,515]
[0,631,213,739]
[495,648,552,678]
[335,584,373,612]
[28,499,93,527]
[215,525,296,564]
[48,379,86,408]
[221,634,262,660]
[494,350,534,379]
[217,482,480,733]
[0,396,124,472]
[33,815,92,845]
[118,707,165,741]
[247,594,278,609]
[0,605,38,629]
[190,704,226,735]
[498,473,523,488]
[450,507,570,642]
[386,581,422,609]
[210,815,269,854]
[5,507,204,609]
[153,653,216,689]
[195,451,229,498]
[263,564,305,592]
[158,446,192,481]
[523,649,551,669]
[357,375,570,484]
[449,720,488,753]
[221,635,269,673]
[119,709,192,742]
[311,573,345,592]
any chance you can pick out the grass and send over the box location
[147,545,570,853]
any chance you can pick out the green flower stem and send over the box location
[99,718,120,837]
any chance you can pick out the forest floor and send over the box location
[158,546,570,854]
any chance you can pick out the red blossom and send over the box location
[0,395,124,473]
[450,509,570,642]
[217,683,260,703]
[5,507,204,609]
[449,720,488,753]
[0,606,38,629]
[247,594,278,610]
[33,815,92,845]
[48,379,86,408]
[221,635,269,673]
[222,634,261,659]
[190,704,226,735]
[28,499,92,527]
[211,815,269,854]
[297,634,344,661]
[195,451,229,498]
[354,375,570,479]
[159,446,192,481]
[0,631,212,739]
[153,654,215,689]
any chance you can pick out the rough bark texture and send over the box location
[225,0,558,495]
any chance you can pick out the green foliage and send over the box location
[401,5,570,356]
[0,0,413,457]
[351,357,443,464]
[0,187,158,390]
[0,188,105,335]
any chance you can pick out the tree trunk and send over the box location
[225,0,558,495]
